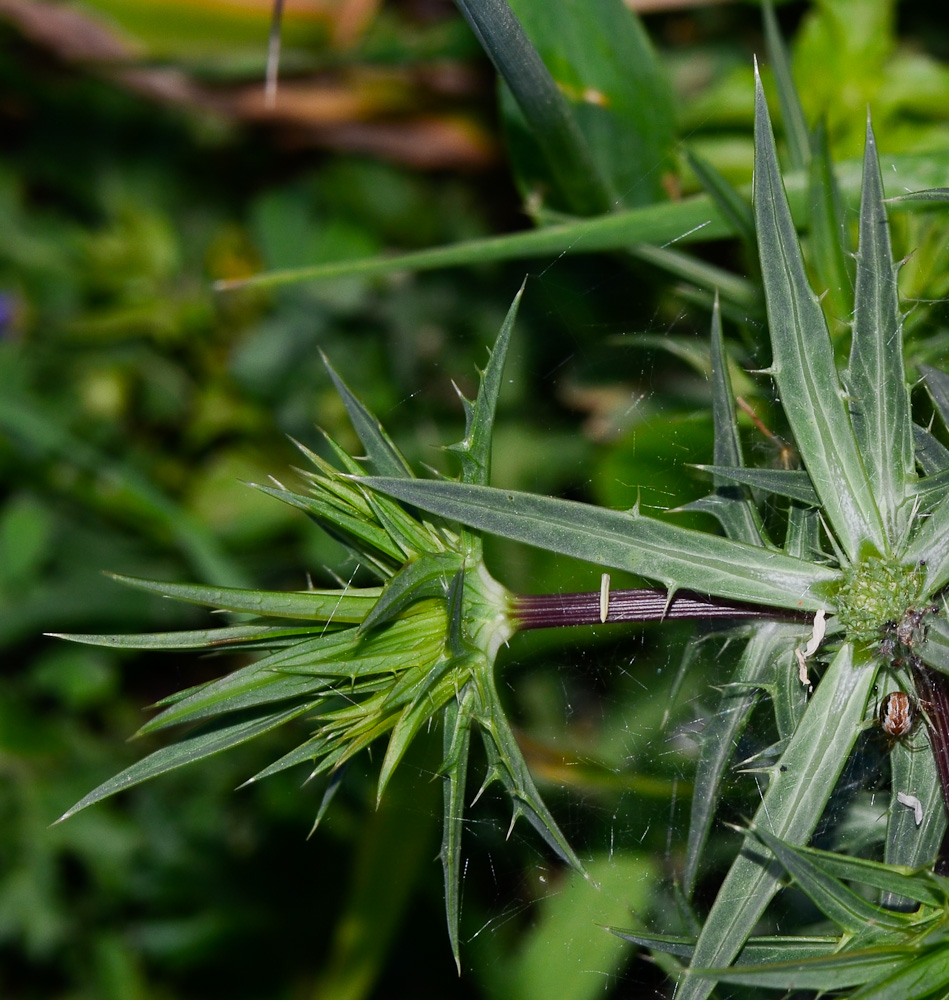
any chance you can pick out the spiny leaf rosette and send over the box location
[56,72,949,993]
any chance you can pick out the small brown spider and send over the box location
[879,690,917,741]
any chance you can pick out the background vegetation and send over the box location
[3,1,949,998]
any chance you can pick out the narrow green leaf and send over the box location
[612,928,846,966]
[251,484,407,564]
[57,704,311,822]
[847,945,949,1000]
[49,624,324,650]
[754,68,885,560]
[913,425,949,476]
[751,826,912,933]
[242,734,328,784]
[915,468,949,505]
[922,365,949,429]
[783,843,947,910]
[478,672,586,876]
[884,723,946,908]
[684,623,800,896]
[320,354,414,479]
[694,949,910,991]
[762,0,810,173]
[685,299,767,545]
[376,664,456,803]
[905,496,949,595]
[695,466,820,505]
[921,620,949,677]
[447,282,522,488]
[456,0,611,215]
[440,686,475,972]
[677,643,878,1000]
[105,572,380,622]
[886,188,949,204]
[138,662,329,734]
[846,117,915,541]
[359,477,840,612]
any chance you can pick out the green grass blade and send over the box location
[846,117,915,541]
[57,704,311,822]
[685,148,756,248]
[630,244,760,315]
[506,0,674,210]
[214,150,949,293]
[753,68,885,560]
[676,643,878,1000]
[360,477,840,611]
[456,0,611,215]
[762,0,810,173]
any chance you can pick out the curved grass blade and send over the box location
[215,150,949,294]
[754,67,885,560]
[762,0,810,173]
[456,0,611,215]
[358,477,840,612]
[685,148,755,248]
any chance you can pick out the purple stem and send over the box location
[911,662,949,819]
[513,587,809,631]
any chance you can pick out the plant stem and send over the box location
[513,588,808,631]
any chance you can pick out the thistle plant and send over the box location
[54,47,949,1000]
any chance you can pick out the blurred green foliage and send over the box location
[3,1,949,998]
